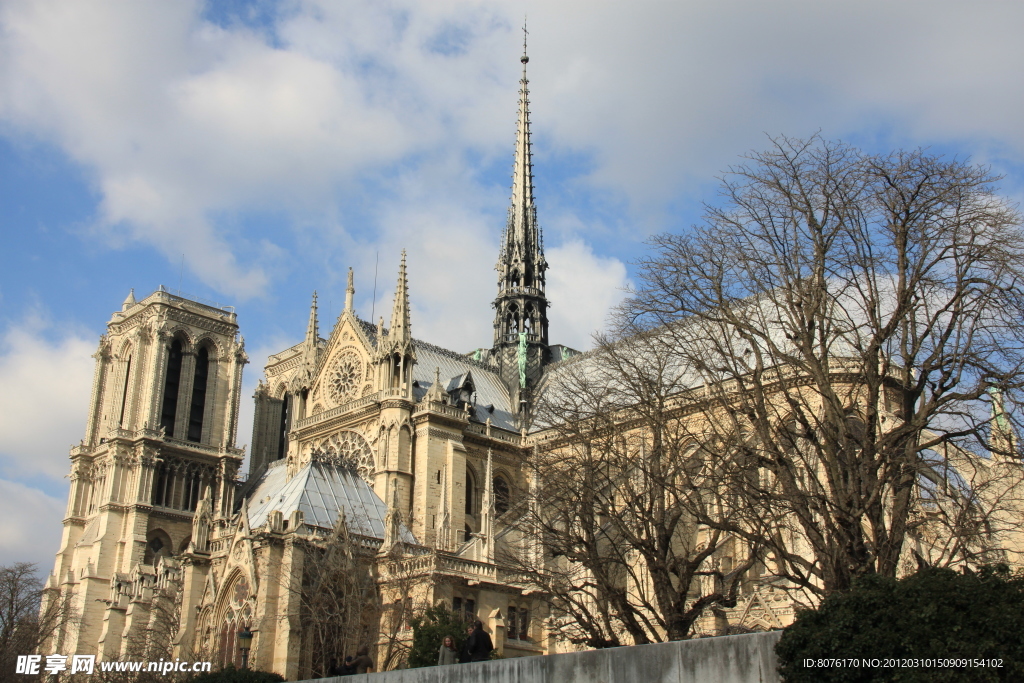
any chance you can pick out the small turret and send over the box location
[122,288,136,311]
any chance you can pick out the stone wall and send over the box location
[299,630,783,683]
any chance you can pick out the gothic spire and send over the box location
[492,29,551,394]
[497,24,546,290]
[304,291,319,347]
[300,291,320,384]
[388,250,411,343]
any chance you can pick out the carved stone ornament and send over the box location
[328,349,363,404]
[310,430,374,484]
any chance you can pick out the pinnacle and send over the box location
[305,291,319,345]
[388,251,411,343]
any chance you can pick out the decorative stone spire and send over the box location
[496,27,547,301]
[377,253,416,396]
[344,267,355,313]
[491,29,551,406]
[425,366,448,403]
[122,288,136,311]
[305,291,319,347]
[298,292,320,391]
[388,251,412,344]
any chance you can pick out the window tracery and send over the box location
[218,575,252,669]
[328,349,363,404]
[310,431,374,484]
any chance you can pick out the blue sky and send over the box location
[3,0,1024,568]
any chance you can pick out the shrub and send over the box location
[776,565,1024,682]
[406,605,467,668]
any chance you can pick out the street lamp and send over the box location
[237,629,254,670]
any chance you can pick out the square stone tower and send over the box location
[42,288,247,659]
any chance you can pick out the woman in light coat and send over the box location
[438,635,459,665]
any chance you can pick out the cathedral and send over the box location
[41,37,1024,682]
[42,43,580,679]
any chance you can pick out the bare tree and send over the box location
[510,329,761,645]
[373,556,422,672]
[619,135,1024,597]
[296,512,381,679]
[0,562,74,678]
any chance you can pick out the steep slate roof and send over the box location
[412,341,517,431]
[353,318,518,431]
[246,460,416,543]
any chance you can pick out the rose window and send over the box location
[328,350,363,404]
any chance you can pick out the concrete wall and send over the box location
[300,630,782,683]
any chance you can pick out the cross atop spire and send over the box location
[522,18,529,63]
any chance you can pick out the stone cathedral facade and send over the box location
[43,46,578,679]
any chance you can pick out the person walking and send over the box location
[437,635,459,665]
[464,620,493,662]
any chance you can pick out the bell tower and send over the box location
[492,31,550,410]
[43,288,246,659]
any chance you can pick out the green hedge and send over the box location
[776,565,1024,682]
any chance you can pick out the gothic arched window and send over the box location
[118,354,132,427]
[219,576,251,669]
[465,467,476,515]
[160,339,184,437]
[494,476,511,515]
[276,392,291,461]
[187,346,210,442]
[152,457,213,511]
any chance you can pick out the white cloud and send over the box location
[0,0,515,299]
[546,239,629,350]
[6,0,1023,307]
[0,314,95,480]
[0,478,67,569]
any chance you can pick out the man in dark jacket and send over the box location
[459,625,474,663]
[464,620,493,662]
